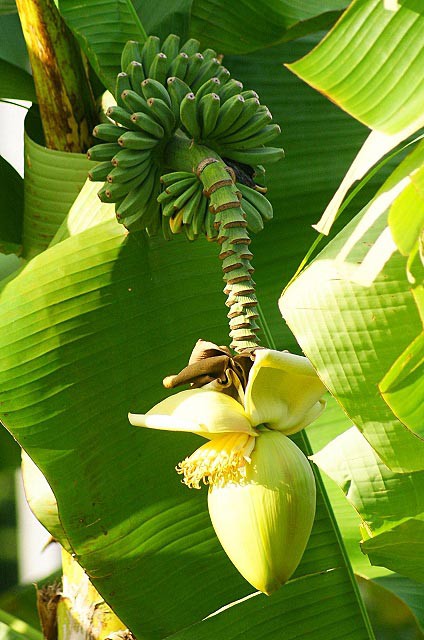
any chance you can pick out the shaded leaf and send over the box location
[0,156,23,254]
[189,0,348,54]
[280,142,424,472]
[375,574,424,633]
[0,13,30,73]
[57,0,147,92]
[0,59,36,102]
[132,0,191,41]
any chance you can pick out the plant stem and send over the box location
[15,0,96,152]
[165,136,261,352]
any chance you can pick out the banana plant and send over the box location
[0,0,423,638]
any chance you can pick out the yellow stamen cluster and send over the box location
[176,432,256,489]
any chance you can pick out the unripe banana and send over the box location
[238,183,273,220]
[180,92,201,139]
[98,169,148,202]
[167,76,192,119]
[211,94,246,138]
[111,148,151,168]
[161,33,180,62]
[167,52,189,80]
[141,78,172,107]
[191,58,221,92]
[219,110,272,144]
[164,177,196,197]
[194,77,220,104]
[217,79,243,103]
[184,52,204,86]
[148,52,168,85]
[126,60,145,92]
[224,146,285,165]
[107,156,150,183]
[160,171,194,186]
[93,123,123,142]
[215,66,231,84]
[121,89,150,115]
[118,131,159,150]
[115,72,132,107]
[141,35,161,75]
[121,40,142,72]
[87,142,121,161]
[241,199,264,234]
[147,97,176,136]
[88,161,111,182]
[116,165,157,222]
[172,181,199,210]
[179,38,200,56]
[130,112,165,139]
[106,105,138,130]
[198,92,221,139]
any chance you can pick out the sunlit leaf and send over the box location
[280,142,424,472]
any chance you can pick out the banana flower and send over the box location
[129,344,326,595]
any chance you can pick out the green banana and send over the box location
[118,131,159,150]
[164,177,197,197]
[121,40,142,72]
[238,183,273,220]
[192,196,208,235]
[121,89,150,116]
[130,112,165,139]
[172,180,200,210]
[241,199,264,234]
[215,66,231,84]
[184,53,204,86]
[198,92,221,139]
[181,188,202,225]
[224,146,285,165]
[200,48,217,62]
[111,148,151,168]
[161,33,180,63]
[87,142,121,162]
[141,78,172,107]
[180,92,201,139]
[167,76,192,119]
[148,52,168,85]
[147,97,176,136]
[106,106,138,130]
[220,124,281,151]
[217,79,243,103]
[194,77,220,103]
[179,38,200,56]
[88,161,111,182]
[93,123,123,142]
[115,72,132,108]
[210,94,246,138]
[116,165,157,221]
[219,109,272,143]
[141,35,161,75]
[126,60,145,93]
[98,170,147,202]
[214,97,259,138]
[241,89,259,101]
[191,58,220,91]
[160,171,194,186]
[167,52,189,80]
[107,157,151,183]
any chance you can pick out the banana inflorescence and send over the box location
[87,34,284,351]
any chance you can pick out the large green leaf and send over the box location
[22,108,92,258]
[0,208,374,638]
[375,574,424,633]
[0,59,36,102]
[132,0,192,40]
[0,157,23,254]
[0,13,30,73]
[188,0,347,54]
[288,0,424,137]
[312,427,424,580]
[280,141,424,472]
[57,0,147,92]
[287,0,424,235]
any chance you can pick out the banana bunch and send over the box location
[87,34,282,236]
[87,34,284,351]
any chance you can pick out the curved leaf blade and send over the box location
[0,156,23,254]
[288,0,424,137]
[189,0,348,54]
[0,59,36,102]
[280,142,424,472]
[57,0,147,92]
